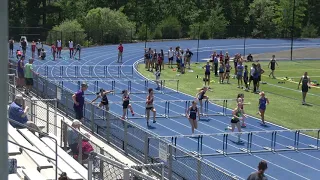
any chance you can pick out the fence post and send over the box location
[54,99,58,136]
[30,99,35,124]
[88,153,94,180]
[63,120,68,150]
[168,144,173,179]
[78,132,83,163]
[90,104,95,132]
[123,121,128,153]
[197,158,201,180]
[46,101,50,133]
[123,167,130,180]
[100,148,104,179]
[106,111,110,142]
[144,134,149,164]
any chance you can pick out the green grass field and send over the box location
[138,60,320,131]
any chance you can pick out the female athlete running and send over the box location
[196,86,209,115]
[237,93,247,127]
[91,88,114,112]
[186,101,200,134]
[146,88,157,126]
[298,72,311,105]
[230,104,245,143]
[122,90,135,119]
[258,92,269,125]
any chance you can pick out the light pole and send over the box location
[290,0,296,61]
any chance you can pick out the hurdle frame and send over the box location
[152,129,320,158]
[37,65,135,78]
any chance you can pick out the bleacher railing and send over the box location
[8,59,238,180]
[7,119,59,180]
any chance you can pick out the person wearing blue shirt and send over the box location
[8,94,40,133]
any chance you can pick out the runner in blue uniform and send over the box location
[121,90,135,120]
[258,92,269,125]
[298,72,311,105]
[196,86,208,115]
[186,101,200,134]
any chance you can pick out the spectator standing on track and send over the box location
[168,47,174,68]
[256,63,264,92]
[72,82,88,122]
[67,120,82,155]
[36,39,43,58]
[268,55,278,79]
[237,61,244,88]
[31,41,36,58]
[184,48,193,69]
[68,40,74,58]
[16,56,25,89]
[247,160,268,180]
[40,48,46,60]
[57,39,62,58]
[74,44,81,60]
[210,51,218,77]
[51,43,57,61]
[118,43,123,63]
[24,59,38,96]
[9,94,41,134]
[9,38,14,57]
[298,72,311,105]
[20,38,27,56]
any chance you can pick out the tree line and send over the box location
[9,0,320,44]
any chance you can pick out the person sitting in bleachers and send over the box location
[73,133,94,164]
[67,120,82,155]
[58,172,69,180]
[8,94,41,134]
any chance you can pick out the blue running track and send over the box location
[12,39,320,180]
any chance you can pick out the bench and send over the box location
[8,174,21,180]
[18,129,85,180]
[8,141,21,156]
[8,125,53,171]
[22,168,46,180]
[41,136,88,179]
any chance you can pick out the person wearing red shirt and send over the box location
[73,133,94,164]
[51,43,56,61]
[31,41,36,58]
[117,43,123,63]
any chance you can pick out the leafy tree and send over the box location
[47,19,87,45]
[205,5,229,38]
[301,24,319,38]
[156,17,182,39]
[84,7,134,43]
[248,0,277,38]
[273,0,308,37]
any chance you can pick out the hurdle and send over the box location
[153,129,320,158]
[36,65,134,78]
[48,79,179,95]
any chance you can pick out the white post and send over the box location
[0,0,9,179]
[123,167,130,180]
[54,99,58,136]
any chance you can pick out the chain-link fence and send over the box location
[8,59,237,179]
[9,25,320,61]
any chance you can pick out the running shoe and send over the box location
[241,123,246,128]
[153,119,156,123]
[156,87,160,90]
[132,112,135,116]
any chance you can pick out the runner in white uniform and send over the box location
[57,39,62,58]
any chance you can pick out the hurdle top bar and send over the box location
[34,64,134,67]
[152,129,320,139]
[45,79,179,82]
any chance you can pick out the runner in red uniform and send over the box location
[51,44,56,61]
